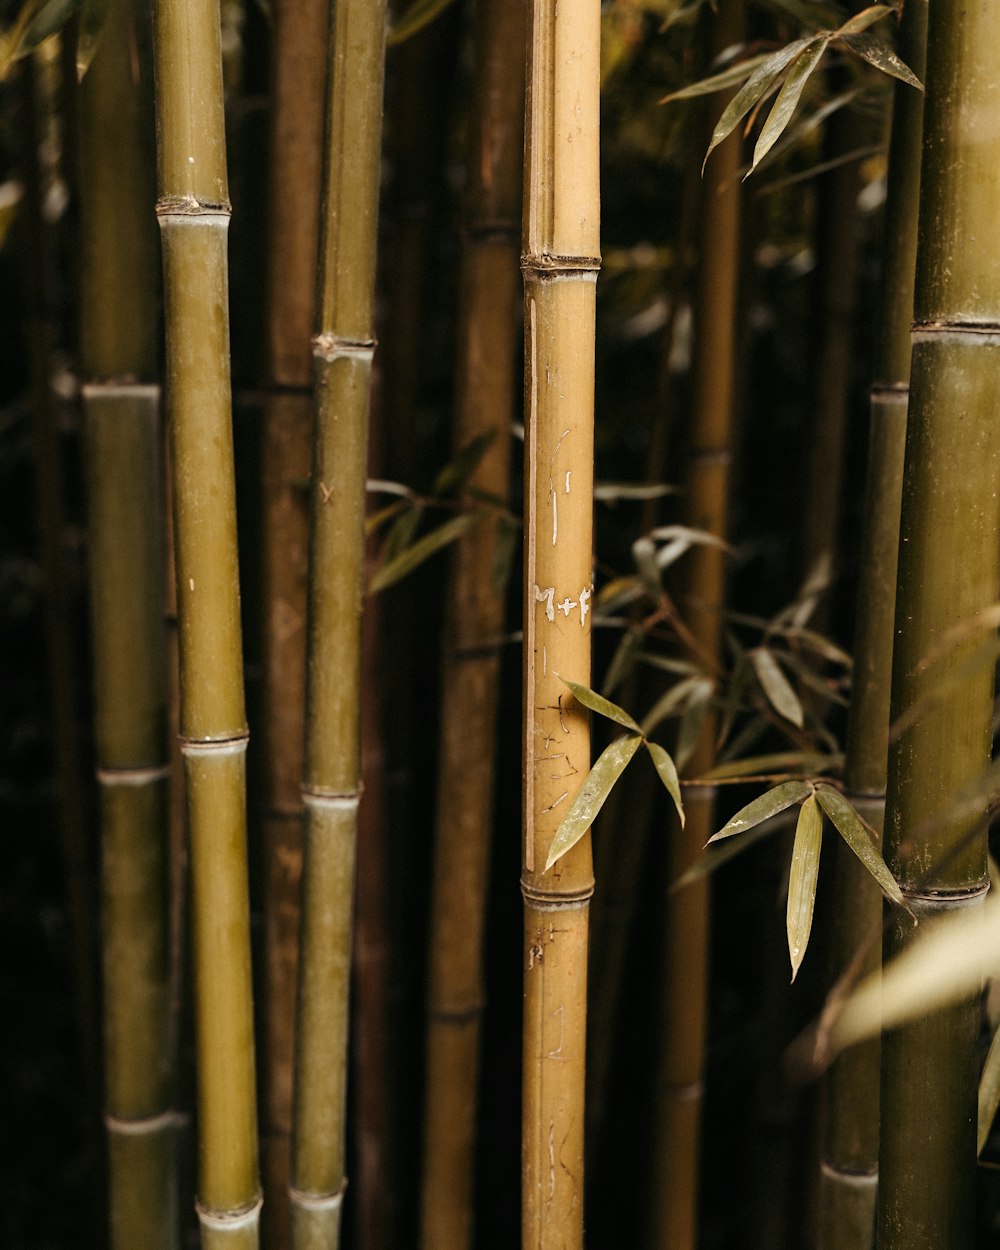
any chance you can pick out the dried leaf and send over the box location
[787,795,823,981]
[708,779,811,844]
[545,733,643,869]
[558,677,643,735]
[645,740,684,826]
[750,37,828,174]
[675,678,715,771]
[838,31,923,90]
[751,647,804,727]
[632,535,661,595]
[814,785,908,912]
[594,481,677,503]
[836,2,896,35]
[369,511,478,594]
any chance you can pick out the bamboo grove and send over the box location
[9,0,1000,1247]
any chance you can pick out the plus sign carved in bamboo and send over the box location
[521,1,600,1247]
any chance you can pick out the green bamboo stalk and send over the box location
[80,7,177,1243]
[650,8,742,1245]
[521,1,600,1246]
[878,3,1000,1247]
[816,5,927,1246]
[418,3,523,1247]
[150,0,260,1242]
[260,3,328,1243]
[290,2,387,1245]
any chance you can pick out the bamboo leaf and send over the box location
[432,429,497,497]
[708,779,811,844]
[814,785,908,912]
[6,0,76,65]
[492,515,520,599]
[830,894,1000,1057]
[602,628,640,697]
[640,673,711,737]
[386,0,458,46]
[381,501,424,562]
[836,2,896,35]
[750,37,828,175]
[659,50,771,103]
[838,31,923,90]
[675,677,715,772]
[787,795,823,982]
[703,37,815,167]
[751,647,804,727]
[558,676,643,734]
[651,523,731,570]
[369,511,479,594]
[632,535,661,594]
[645,740,684,826]
[545,733,643,869]
[701,750,841,780]
[76,0,111,79]
[980,1021,1000,1156]
[673,814,784,889]
[594,481,676,502]
[365,497,411,536]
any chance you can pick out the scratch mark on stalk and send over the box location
[540,791,569,813]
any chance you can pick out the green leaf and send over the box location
[836,3,896,35]
[603,628,640,698]
[660,50,772,103]
[980,1021,1000,1156]
[381,502,424,562]
[701,750,840,781]
[645,740,684,826]
[432,429,497,497]
[787,795,823,982]
[750,37,829,175]
[558,677,643,735]
[386,0,458,46]
[751,647,804,727]
[704,37,815,167]
[814,785,908,912]
[830,893,1000,1058]
[708,779,811,844]
[76,0,110,79]
[545,733,643,869]
[838,31,923,90]
[369,511,479,594]
[640,673,710,737]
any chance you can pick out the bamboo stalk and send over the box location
[816,5,927,1247]
[290,2,387,1245]
[419,3,523,1246]
[650,8,742,1245]
[878,3,1000,1247]
[80,8,178,1240]
[521,2,600,1246]
[150,0,260,1242]
[259,3,328,1243]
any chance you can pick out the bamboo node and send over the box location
[156,195,231,218]
[104,1108,187,1136]
[301,787,362,810]
[520,881,594,906]
[911,319,1000,342]
[180,734,249,756]
[96,763,171,787]
[521,252,601,278]
[289,1182,347,1210]
[311,332,376,362]
[196,1196,263,1230]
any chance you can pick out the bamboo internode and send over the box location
[879,2,1000,1246]
[290,1,387,1244]
[419,1,523,1247]
[151,0,260,1241]
[521,1,600,1246]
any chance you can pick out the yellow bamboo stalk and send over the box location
[521,2,600,1246]
[260,3,328,1243]
[419,2,523,1246]
[150,0,260,1242]
[290,1,387,1245]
